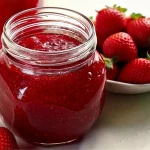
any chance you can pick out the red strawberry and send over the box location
[126,17,132,25]
[118,58,150,84]
[95,5,127,47]
[103,32,138,62]
[0,127,19,149]
[103,56,118,80]
[125,17,132,31]
[107,64,118,80]
[127,13,150,48]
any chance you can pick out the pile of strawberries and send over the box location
[94,5,150,84]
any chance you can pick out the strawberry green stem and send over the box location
[147,51,150,60]
[113,4,127,13]
[96,5,127,14]
[102,55,118,70]
[103,58,113,69]
[89,16,94,22]
[130,13,145,20]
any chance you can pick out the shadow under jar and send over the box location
[0,7,106,145]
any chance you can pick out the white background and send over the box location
[43,0,150,17]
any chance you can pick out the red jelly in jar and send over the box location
[0,0,38,47]
[0,7,106,145]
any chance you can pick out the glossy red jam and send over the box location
[17,34,81,51]
[0,0,38,47]
[0,33,106,144]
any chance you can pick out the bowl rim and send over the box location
[107,80,150,86]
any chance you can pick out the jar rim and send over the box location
[2,7,97,66]
[3,7,95,55]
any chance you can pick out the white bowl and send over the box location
[106,80,150,94]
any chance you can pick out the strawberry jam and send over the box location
[17,34,81,51]
[0,7,106,145]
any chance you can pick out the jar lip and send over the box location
[3,7,95,55]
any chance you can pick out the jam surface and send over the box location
[17,34,81,51]
[0,33,106,144]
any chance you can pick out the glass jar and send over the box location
[0,7,106,145]
[0,0,38,47]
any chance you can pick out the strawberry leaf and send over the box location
[102,56,118,70]
[113,4,127,13]
[147,37,150,60]
[147,50,150,60]
[130,13,145,20]
[89,16,94,21]
[89,16,93,20]
[104,58,113,70]
[111,56,118,63]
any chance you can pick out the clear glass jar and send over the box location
[0,7,106,145]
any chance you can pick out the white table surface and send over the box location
[2,0,150,149]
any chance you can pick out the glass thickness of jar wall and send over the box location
[0,7,106,145]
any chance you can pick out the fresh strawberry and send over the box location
[103,56,118,80]
[118,58,150,84]
[95,5,127,47]
[103,32,138,62]
[106,64,118,80]
[125,17,132,25]
[0,127,18,149]
[127,13,150,48]
[125,17,132,31]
